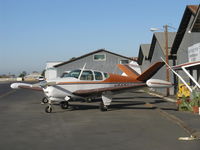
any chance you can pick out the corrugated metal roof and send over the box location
[171,5,199,54]
[54,49,133,68]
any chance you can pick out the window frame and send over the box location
[93,54,106,61]
[80,70,94,81]
[120,59,129,64]
[94,71,103,81]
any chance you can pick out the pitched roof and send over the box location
[148,32,176,60]
[171,5,199,54]
[140,44,150,57]
[190,5,200,32]
[137,44,150,65]
[54,49,133,67]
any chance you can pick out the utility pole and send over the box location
[164,25,170,96]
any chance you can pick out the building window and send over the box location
[93,54,106,61]
[120,60,129,64]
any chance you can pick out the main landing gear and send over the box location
[60,101,69,109]
[99,101,108,111]
[44,100,70,113]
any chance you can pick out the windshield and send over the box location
[62,69,81,78]
[61,72,69,78]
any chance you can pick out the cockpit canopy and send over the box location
[61,69,109,81]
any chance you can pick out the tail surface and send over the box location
[117,64,140,79]
[118,61,164,81]
[136,62,164,81]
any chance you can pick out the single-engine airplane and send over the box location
[11,61,173,113]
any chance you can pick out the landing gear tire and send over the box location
[45,106,52,113]
[60,101,69,109]
[42,97,48,104]
[86,97,92,103]
[99,101,108,111]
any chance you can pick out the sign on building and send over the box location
[188,43,200,62]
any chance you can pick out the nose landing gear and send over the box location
[45,105,52,113]
[44,97,70,113]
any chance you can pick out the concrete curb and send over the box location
[157,108,200,138]
[147,91,177,103]
[141,90,200,139]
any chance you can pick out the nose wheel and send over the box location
[45,105,52,113]
[45,99,53,113]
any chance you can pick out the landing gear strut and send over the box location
[99,101,108,111]
[60,101,69,109]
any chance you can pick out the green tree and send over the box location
[19,71,27,78]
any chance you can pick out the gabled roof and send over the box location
[54,49,133,68]
[148,32,176,60]
[137,44,150,65]
[190,5,200,32]
[171,5,199,54]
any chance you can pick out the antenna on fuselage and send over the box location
[79,63,87,79]
[82,63,86,70]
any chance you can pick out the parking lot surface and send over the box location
[0,82,199,150]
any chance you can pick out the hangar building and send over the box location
[137,32,176,95]
[53,49,134,78]
[137,44,151,72]
[171,5,200,90]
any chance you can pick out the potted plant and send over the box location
[178,95,191,111]
[190,91,200,113]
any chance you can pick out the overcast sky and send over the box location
[0,0,199,75]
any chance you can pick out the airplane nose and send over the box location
[43,88,50,97]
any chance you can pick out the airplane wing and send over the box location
[11,81,57,91]
[11,83,43,91]
[73,83,146,96]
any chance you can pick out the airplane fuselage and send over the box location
[43,73,145,100]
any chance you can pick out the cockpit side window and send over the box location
[94,71,103,80]
[103,72,109,79]
[80,71,94,80]
[63,69,81,79]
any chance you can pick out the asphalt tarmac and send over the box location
[0,82,199,150]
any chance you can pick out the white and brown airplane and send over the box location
[11,61,173,113]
